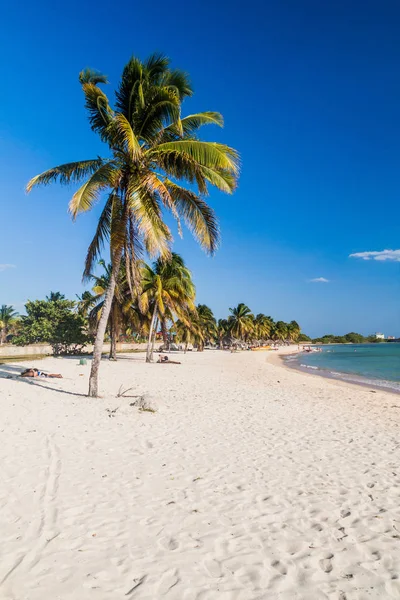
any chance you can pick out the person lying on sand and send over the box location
[157,355,181,365]
[20,368,63,378]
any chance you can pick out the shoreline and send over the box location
[266,346,400,396]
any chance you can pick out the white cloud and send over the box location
[349,249,400,262]
[308,277,329,283]
[0,264,16,272]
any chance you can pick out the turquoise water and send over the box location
[286,343,400,392]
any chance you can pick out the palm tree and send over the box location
[140,253,196,362]
[253,313,273,343]
[0,305,18,344]
[217,318,230,348]
[194,304,217,351]
[174,317,200,353]
[287,320,301,342]
[273,321,288,343]
[228,303,254,341]
[27,53,239,396]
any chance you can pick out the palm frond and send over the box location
[137,90,181,142]
[81,82,113,140]
[69,162,119,218]
[83,194,113,279]
[111,113,142,160]
[165,180,220,254]
[115,56,144,119]
[150,140,239,175]
[26,159,104,192]
[161,112,223,141]
[127,181,172,258]
[79,68,108,85]
[161,68,193,99]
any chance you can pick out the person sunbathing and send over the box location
[157,355,181,364]
[20,368,62,378]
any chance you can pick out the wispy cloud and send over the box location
[349,249,400,262]
[0,264,16,272]
[308,277,329,283]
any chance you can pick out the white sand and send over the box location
[1,349,400,599]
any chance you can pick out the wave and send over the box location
[286,355,400,393]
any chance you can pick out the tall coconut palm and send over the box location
[228,303,254,341]
[140,253,196,361]
[0,305,18,344]
[27,54,239,396]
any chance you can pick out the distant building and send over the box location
[375,332,385,340]
[387,336,395,340]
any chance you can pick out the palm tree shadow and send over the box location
[0,363,87,398]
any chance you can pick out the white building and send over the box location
[375,332,385,340]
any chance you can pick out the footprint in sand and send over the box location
[158,536,179,551]
[157,568,180,595]
[271,560,287,575]
[319,556,333,573]
[340,509,351,518]
[204,558,222,578]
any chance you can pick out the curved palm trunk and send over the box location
[89,199,128,396]
[146,303,158,363]
[150,317,159,362]
[89,263,120,396]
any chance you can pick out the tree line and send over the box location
[311,333,387,344]
[1,257,305,358]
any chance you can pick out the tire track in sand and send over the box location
[0,435,61,587]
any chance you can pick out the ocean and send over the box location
[285,343,400,393]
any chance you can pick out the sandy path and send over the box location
[0,350,399,599]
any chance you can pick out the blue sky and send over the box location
[1,0,399,337]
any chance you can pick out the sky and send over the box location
[0,0,399,337]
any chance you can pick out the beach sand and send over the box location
[1,349,400,599]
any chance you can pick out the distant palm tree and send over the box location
[228,303,254,341]
[27,53,239,396]
[46,292,65,302]
[0,305,18,344]
[287,320,301,342]
[253,313,273,342]
[273,321,288,342]
[195,304,217,351]
[217,318,230,348]
[140,253,196,361]
[174,317,201,353]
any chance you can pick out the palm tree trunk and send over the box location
[110,327,117,360]
[109,304,118,360]
[161,319,168,349]
[184,342,188,354]
[88,269,120,396]
[146,303,158,363]
[150,317,159,362]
